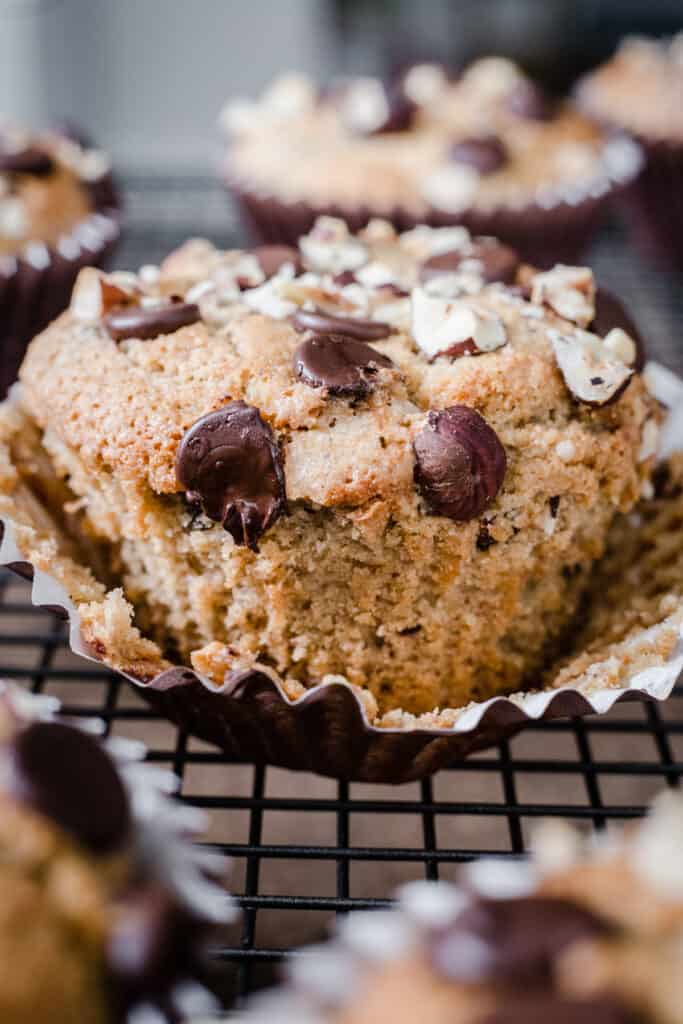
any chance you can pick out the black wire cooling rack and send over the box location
[3,177,683,1011]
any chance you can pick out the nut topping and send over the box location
[70,268,139,323]
[299,217,368,274]
[413,405,507,521]
[531,266,596,327]
[411,287,507,359]
[550,328,634,406]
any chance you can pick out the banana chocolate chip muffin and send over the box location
[577,36,683,270]
[222,59,641,266]
[228,791,683,1024]
[0,682,231,1024]
[0,122,120,395]
[0,218,660,727]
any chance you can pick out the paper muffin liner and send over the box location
[0,369,681,784]
[0,681,235,1022]
[618,137,683,272]
[225,134,641,269]
[0,168,122,397]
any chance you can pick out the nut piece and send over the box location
[299,216,368,274]
[421,164,480,214]
[70,267,138,323]
[602,327,637,367]
[413,405,507,521]
[550,328,634,406]
[531,266,596,327]
[411,287,507,359]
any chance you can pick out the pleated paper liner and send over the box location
[225,133,642,269]
[0,167,122,397]
[618,137,683,272]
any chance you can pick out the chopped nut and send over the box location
[300,216,368,274]
[421,164,480,214]
[531,265,596,327]
[400,224,471,260]
[638,418,660,462]
[555,439,577,463]
[411,287,507,359]
[602,326,637,366]
[402,63,448,105]
[261,72,317,118]
[550,328,633,405]
[70,267,137,323]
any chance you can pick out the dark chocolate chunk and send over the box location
[420,240,519,285]
[104,301,200,342]
[5,721,130,854]
[292,308,392,341]
[293,333,393,397]
[549,495,561,518]
[476,522,496,550]
[430,896,612,986]
[590,287,645,371]
[507,79,556,120]
[252,244,302,278]
[413,406,506,521]
[0,145,55,176]
[175,401,286,551]
[450,135,508,174]
[483,996,637,1024]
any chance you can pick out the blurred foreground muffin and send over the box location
[222,59,641,266]
[224,791,683,1023]
[577,36,683,269]
[0,218,661,728]
[0,123,120,394]
[0,682,231,1023]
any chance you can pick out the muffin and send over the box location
[0,681,233,1023]
[0,122,121,395]
[224,791,683,1024]
[222,59,641,267]
[0,216,662,731]
[577,35,683,270]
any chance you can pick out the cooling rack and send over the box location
[2,176,683,1010]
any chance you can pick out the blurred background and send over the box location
[1,0,682,179]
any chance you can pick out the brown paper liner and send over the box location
[0,170,122,397]
[619,137,683,271]
[1,510,680,784]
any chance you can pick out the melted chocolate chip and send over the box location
[5,721,130,854]
[413,406,507,522]
[0,146,55,176]
[252,244,302,278]
[507,79,556,120]
[450,135,508,174]
[293,333,393,398]
[591,288,645,371]
[292,308,393,341]
[420,240,519,285]
[105,301,200,342]
[483,996,637,1024]
[370,84,416,134]
[430,896,612,986]
[175,401,286,551]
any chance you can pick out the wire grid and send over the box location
[2,178,683,1009]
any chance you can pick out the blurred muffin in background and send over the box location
[0,682,231,1024]
[0,122,121,396]
[221,58,641,268]
[577,35,683,271]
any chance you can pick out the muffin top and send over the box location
[578,36,683,144]
[20,217,656,559]
[0,123,114,259]
[235,791,683,1024]
[0,682,230,1024]
[222,59,641,216]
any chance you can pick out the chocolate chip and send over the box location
[4,721,130,854]
[483,996,637,1024]
[590,288,645,371]
[476,522,496,550]
[293,333,393,398]
[450,135,508,174]
[430,896,613,986]
[333,270,358,287]
[252,244,302,278]
[0,146,55,176]
[414,406,506,521]
[104,301,200,341]
[507,79,556,120]
[292,309,393,341]
[420,240,519,285]
[175,401,286,551]
[549,495,560,518]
